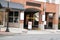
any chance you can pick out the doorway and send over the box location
[24,8,40,30]
[45,13,53,29]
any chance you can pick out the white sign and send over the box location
[34,0,46,2]
[28,22,32,30]
[44,21,46,25]
[34,12,39,21]
[42,15,45,21]
[20,11,24,20]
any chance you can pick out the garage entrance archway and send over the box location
[24,8,40,30]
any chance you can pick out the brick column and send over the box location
[20,20,24,29]
[53,14,58,30]
[39,12,44,30]
[39,12,41,30]
[20,11,24,29]
[53,5,59,30]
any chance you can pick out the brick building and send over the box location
[0,0,59,32]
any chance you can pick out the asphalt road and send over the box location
[0,34,60,40]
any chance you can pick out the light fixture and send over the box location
[48,13,53,18]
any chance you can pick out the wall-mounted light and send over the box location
[48,13,53,18]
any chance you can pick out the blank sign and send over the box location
[28,22,32,30]
[20,11,24,20]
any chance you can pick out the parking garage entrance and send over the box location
[24,8,40,30]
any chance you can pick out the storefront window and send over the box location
[14,17,18,23]
[8,11,18,23]
[52,0,55,3]
[14,12,18,16]
[9,11,13,16]
[8,17,13,22]
[46,0,50,2]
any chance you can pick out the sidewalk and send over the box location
[1,28,60,35]
[0,31,15,36]
[26,30,60,34]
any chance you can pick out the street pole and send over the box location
[5,0,10,32]
[43,0,46,30]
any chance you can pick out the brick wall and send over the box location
[10,0,57,13]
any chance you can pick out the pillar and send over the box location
[53,5,59,30]
[53,14,58,30]
[20,11,24,29]
[39,12,45,30]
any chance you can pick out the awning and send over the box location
[0,1,7,8]
[9,2,24,10]
[0,1,24,10]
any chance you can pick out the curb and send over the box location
[0,31,15,36]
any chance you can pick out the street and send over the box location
[0,34,60,40]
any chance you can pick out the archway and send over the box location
[24,8,40,30]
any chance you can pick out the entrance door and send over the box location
[24,13,39,30]
[48,22,53,29]
[24,14,32,29]
[8,11,19,28]
[45,13,53,29]
[24,8,40,30]
[0,12,4,27]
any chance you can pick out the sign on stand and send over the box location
[28,21,32,30]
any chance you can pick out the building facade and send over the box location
[0,0,59,32]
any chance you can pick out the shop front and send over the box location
[24,8,40,30]
[23,1,58,30]
[0,0,24,32]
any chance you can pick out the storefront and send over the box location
[22,1,58,30]
[0,0,59,32]
[0,1,24,29]
[24,8,40,30]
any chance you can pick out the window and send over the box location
[9,17,13,22]
[14,12,18,16]
[8,11,19,23]
[26,2,41,7]
[9,11,13,16]
[52,0,55,3]
[46,0,50,2]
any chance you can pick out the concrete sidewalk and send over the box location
[1,27,60,35]
[26,30,60,34]
[0,31,15,36]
